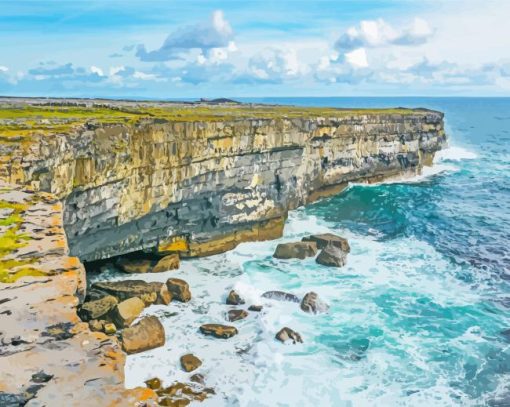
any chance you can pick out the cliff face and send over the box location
[0,100,446,262]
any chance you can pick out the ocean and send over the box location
[91,97,510,406]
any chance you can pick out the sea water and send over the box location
[90,98,510,406]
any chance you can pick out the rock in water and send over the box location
[152,254,180,273]
[111,297,145,328]
[199,324,238,339]
[273,242,318,259]
[227,309,248,322]
[262,290,300,303]
[116,258,154,274]
[78,295,118,321]
[166,278,191,302]
[92,280,171,305]
[180,354,202,372]
[226,289,245,305]
[275,327,303,344]
[316,244,347,267]
[144,377,161,390]
[121,316,165,354]
[190,373,205,385]
[248,305,263,312]
[302,233,350,253]
[300,292,329,314]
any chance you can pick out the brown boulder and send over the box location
[140,292,157,306]
[226,289,244,305]
[92,280,172,305]
[111,297,145,328]
[104,323,117,335]
[227,309,248,322]
[302,233,350,253]
[117,258,154,274]
[180,354,202,372]
[88,319,105,332]
[300,292,329,314]
[248,305,263,312]
[121,316,165,354]
[199,324,238,339]
[145,377,162,390]
[190,374,205,385]
[273,241,318,259]
[152,254,180,273]
[78,295,118,321]
[275,327,303,344]
[316,245,347,267]
[166,278,191,302]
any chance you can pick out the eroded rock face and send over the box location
[316,244,347,267]
[166,278,191,302]
[199,324,238,339]
[273,241,318,260]
[300,292,329,314]
[121,316,165,354]
[302,233,350,253]
[275,327,303,344]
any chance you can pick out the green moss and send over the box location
[0,267,46,283]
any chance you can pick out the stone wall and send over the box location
[0,106,446,262]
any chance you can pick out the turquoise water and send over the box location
[97,98,510,406]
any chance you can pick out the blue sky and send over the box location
[0,0,509,98]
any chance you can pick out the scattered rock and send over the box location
[152,254,180,273]
[226,289,244,305]
[140,292,157,306]
[273,241,318,259]
[189,374,205,385]
[92,280,172,305]
[199,324,238,339]
[316,244,347,267]
[77,295,118,321]
[157,382,213,403]
[302,233,350,253]
[262,290,300,303]
[300,292,329,314]
[180,354,202,372]
[248,305,263,312]
[275,327,303,344]
[145,377,162,390]
[227,309,248,322]
[104,323,117,335]
[117,258,154,274]
[159,397,190,406]
[111,297,145,328]
[166,278,191,302]
[121,316,165,354]
[88,319,105,332]
[31,371,53,383]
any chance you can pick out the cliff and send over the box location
[0,98,446,263]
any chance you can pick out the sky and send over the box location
[0,0,509,98]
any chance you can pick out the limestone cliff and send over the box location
[0,98,446,262]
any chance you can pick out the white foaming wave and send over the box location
[434,145,478,162]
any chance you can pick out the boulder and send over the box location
[273,241,318,259]
[117,258,154,274]
[104,323,117,335]
[180,354,202,372]
[166,278,191,302]
[190,373,205,385]
[262,290,300,303]
[227,309,248,322]
[152,254,180,273]
[302,233,350,253]
[145,377,162,390]
[199,324,238,339]
[275,327,303,344]
[92,280,172,305]
[140,292,157,306]
[300,292,329,314]
[248,305,263,312]
[111,297,145,328]
[226,290,244,305]
[316,244,347,267]
[88,319,105,332]
[78,295,118,321]
[121,316,165,354]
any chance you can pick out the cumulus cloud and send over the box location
[335,18,433,52]
[136,10,234,62]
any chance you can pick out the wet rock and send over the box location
[117,258,154,274]
[85,288,109,302]
[199,324,238,339]
[227,309,248,322]
[226,289,244,305]
[262,290,300,303]
[31,371,53,383]
[159,397,190,406]
[300,292,329,314]
[248,305,263,312]
[140,292,157,306]
[88,319,105,332]
[190,373,205,385]
[180,354,202,372]
[302,233,350,253]
[77,295,118,321]
[104,323,117,335]
[157,381,213,403]
[92,280,172,305]
[145,377,162,390]
[111,297,145,328]
[152,254,180,273]
[275,327,303,344]
[121,316,165,354]
[316,244,347,267]
[273,241,318,259]
[166,278,191,302]
[41,323,74,340]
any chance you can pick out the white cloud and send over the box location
[239,48,307,83]
[344,48,368,68]
[90,66,104,76]
[0,66,8,72]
